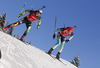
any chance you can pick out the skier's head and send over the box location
[67,27,73,33]
[63,27,73,35]
[36,9,42,16]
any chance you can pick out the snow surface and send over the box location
[0,31,77,68]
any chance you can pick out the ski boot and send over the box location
[56,52,61,59]
[47,48,53,55]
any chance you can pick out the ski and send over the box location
[46,52,56,59]
[46,52,66,65]
[56,58,66,65]
[49,54,56,59]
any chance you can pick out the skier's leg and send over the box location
[3,18,23,30]
[48,48,53,55]
[56,52,60,59]
[56,41,65,59]
[52,38,61,49]
[58,41,65,53]
[48,38,61,54]
[20,26,31,40]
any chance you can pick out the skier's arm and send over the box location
[69,32,74,40]
[53,28,64,39]
[18,9,30,17]
[37,17,41,29]
[54,28,64,35]
[22,10,30,14]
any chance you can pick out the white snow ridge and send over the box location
[0,31,77,68]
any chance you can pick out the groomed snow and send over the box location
[0,31,77,68]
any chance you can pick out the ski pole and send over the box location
[18,3,26,18]
[21,3,27,13]
[54,16,57,33]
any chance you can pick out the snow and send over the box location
[0,31,77,68]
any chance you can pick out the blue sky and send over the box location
[0,0,100,68]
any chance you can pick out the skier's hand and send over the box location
[18,13,23,18]
[53,34,56,40]
[37,25,40,29]
[65,39,69,43]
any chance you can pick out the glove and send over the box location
[18,13,23,18]
[65,39,69,43]
[53,33,56,39]
[37,25,40,29]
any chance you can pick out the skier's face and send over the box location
[36,12,40,16]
